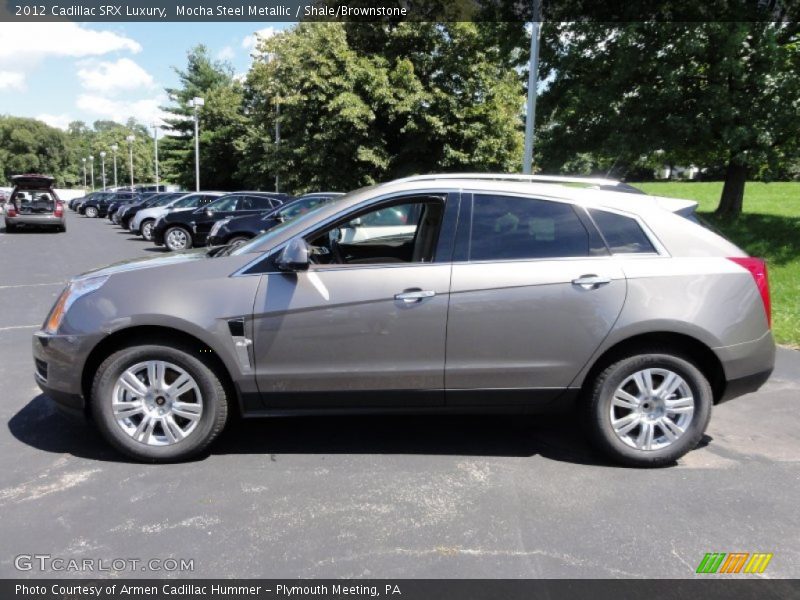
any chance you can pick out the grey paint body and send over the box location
[33,178,774,417]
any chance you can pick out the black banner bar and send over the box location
[1,0,797,23]
[3,580,800,600]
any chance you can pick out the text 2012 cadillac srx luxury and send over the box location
[33,174,775,465]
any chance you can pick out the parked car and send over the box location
[119,192,186,231]
[33,174,775,464]
[4,174,66,232]
[83,192,138,218]
[69,193,93,211]
[153,192,291,251]
[132,192,226,241]
[207,193,343,247]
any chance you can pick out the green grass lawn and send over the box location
[635,182,800,347]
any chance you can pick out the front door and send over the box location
[252,193,458,408]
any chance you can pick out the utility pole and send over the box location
[100,151,106,191]
[111,144,119,188]
[190,97,204,192]
[152,122,160,189]
[82,158,87,190]
[89,155,95,190]
[126,135,135,188]
[275,97,280,193]
[522,0,542,174]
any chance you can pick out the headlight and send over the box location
[209,218,231,239]
[44,275,109,334]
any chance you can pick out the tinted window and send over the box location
[588,209,656,254]
[242,195,275,210]
[207,196,240,212]
[470,195,590,261]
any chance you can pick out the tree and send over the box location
[0,117,74,186]
[160,45,245,190]
[241,22,524,193]
[537,21,800,217]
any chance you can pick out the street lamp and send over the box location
[522,0,542,174]
[99,151,107,191]
[81,158,87,190]
[189,96,204,192]
[151,122,161,190]
[89,155,95,190]
[126,135,135,188]
[275,96,281,193]
[111,144,119,189]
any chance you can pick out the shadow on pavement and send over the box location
[8,394,642,468]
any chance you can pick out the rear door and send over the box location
[445,192,626,405]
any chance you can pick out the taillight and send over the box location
[6,205,16,217]
[54,203,64,217]
[728,257,771,328]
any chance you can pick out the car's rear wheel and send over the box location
[585,352,712,467]
[164,226,192,251]
[85,206,98,218]
[91,344,228,462]
[5,223,16,233]
[141,219,156,241]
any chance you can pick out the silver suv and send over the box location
[33,174,774,465]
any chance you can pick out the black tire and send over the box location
[227,235,251,246]
[585,351,712,468]
[140,219,156,241]
[58,225,66,233]
[164,226,193,251]
[5,223,16,233]
[91,344,229,462]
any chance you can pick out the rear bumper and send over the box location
[714,331,776,403]
[6,214,64,226]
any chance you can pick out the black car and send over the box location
[107,191,158,221]
[69,192,95,211]
[206,193,344,247]
[153,192,292,251]
[117,192,185,230]
[83,191,142,218]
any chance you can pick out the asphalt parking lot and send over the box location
[0,210,798,579]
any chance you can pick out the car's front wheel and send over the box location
[227,235,251,247]
[585,352,712,467]
[91,344,229,462]
[164,226,192,251]
[140,219,156,241]
[85,206,98,218]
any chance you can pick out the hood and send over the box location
[76,248,210,281]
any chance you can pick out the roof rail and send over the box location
[392,173,643,193]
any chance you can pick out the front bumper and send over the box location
[32,331,102,415]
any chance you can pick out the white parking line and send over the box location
[0,282,64,290]
[0,325,39,331]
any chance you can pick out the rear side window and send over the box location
[588,209,656,254]
[470,195,590,261]
[242,196,274,210]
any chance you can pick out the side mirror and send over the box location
[277,238,310,272]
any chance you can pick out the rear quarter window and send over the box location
[588,209,657,254]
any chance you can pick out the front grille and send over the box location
[35,358,48,381]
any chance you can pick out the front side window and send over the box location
[307,197,445,266]
[470,194,590,261]
[588,208,656,254]
[206,196,240,213]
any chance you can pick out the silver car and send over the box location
[33,174,774,465]
[4,174,66,232]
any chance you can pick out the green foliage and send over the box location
[240,22,524,193]
[537,22,800,215]
[159,45,244,191]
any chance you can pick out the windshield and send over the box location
[151,195,179,207]
[206,196,238,212]
[230,195,345,256]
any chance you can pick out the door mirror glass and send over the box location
[277,238,310,272]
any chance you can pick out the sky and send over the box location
[0,21,293,130]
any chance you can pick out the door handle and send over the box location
[572,274,611,290]
[395,290,436,303]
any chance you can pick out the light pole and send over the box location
[99,151,107,191]
[89,155,95,190]
[275,96,280,193]
[81,158,87,190]
[111,144,119,189]
[522,0,542,174]
[189,97,204,192]
[151,122,160,190]
[126,135,135,188]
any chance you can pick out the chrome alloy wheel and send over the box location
[141,221,154,240]
[112,361,203,446]
[85,206,98,218]
[609,368,695,451]
[165,228,189,251]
